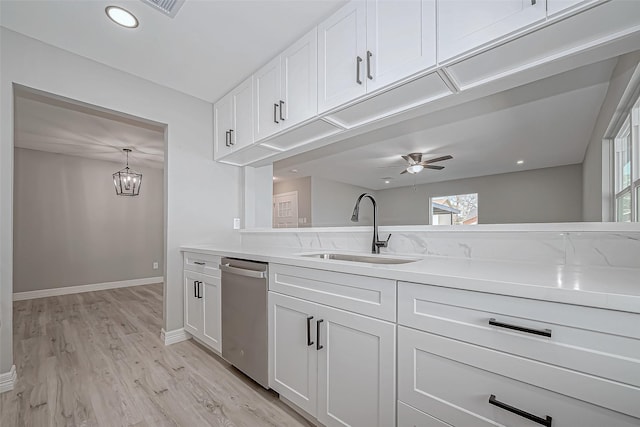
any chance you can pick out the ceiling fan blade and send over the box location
[400,169,408,174]
[424,165,444,170]
[421,155,453,165]
[401,155,416,165]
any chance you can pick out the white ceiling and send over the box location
[274,58,617,190]
[0,0,346,102]
[14,88,165,169]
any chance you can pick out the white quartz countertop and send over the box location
[181,245,640,314]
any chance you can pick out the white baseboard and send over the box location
[161,328,190,346]
[0,365,17,394]
[13,277,164,301]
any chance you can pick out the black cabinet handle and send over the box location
[225,131,230,147]
[279,100,285,121]
[316,319,324,350]
[356,56,363,85]
[306,316,314,346]
[193,261,205,266]
[198,281,203,299]
[193,281,198,298]
[489,318,551,337]
[489,395,552,427]
[273,103,279,124]
[228,129,234,145]
[366,51,373,80]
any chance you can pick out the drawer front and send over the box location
[270,264,396,321]
[398,326,640,423]
[398,281,640,387]
[183,252,221,278]
[398,401,452,427]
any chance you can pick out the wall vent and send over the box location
[140,0,186,18]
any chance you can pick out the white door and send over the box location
[273,191,299,228]
[231,75,254,150]
[213,92,234,160]
[269,293,318,416]
[317,304,396,427]
[202,275,222,352]
[184,271,203,336]
[366,0,436,92]
[281,28,318,130]
[437,0,546,62]
[254,56,282,141]
[318,1,367,113]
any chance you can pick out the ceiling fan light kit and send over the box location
[399,153,453,175]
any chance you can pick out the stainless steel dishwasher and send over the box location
[219,257,269,388]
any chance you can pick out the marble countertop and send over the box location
[181,245,640,314]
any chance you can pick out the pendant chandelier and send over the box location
[113,148,142,196]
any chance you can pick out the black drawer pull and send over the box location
[193,261,205,266]
[489,318,551,337]
[316,319,324,350]
[306,316,314,346]
[489,395,552,427]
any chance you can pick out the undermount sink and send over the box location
[300,252,419,265]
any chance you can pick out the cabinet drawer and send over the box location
[398,281,640,388]
[398,401,452,427]
[270,264,396,321]
[183,252,221,277]
[398,326,640,422]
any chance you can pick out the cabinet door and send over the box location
[317,304,396,427]
[269,292,318,416]
[438,0,546,62]
[254,57,282,142]
[366,0,436,92]
[201,275,222,352]
[213,93,233,160]
[184,272,203,336]
[281,28,318,130]
[318,1,367,113]
[231,75,254,150]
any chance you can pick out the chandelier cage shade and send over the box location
[113,149,142,196]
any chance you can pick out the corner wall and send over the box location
[0,28,242,376]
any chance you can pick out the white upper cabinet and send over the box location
[214,76,254,159]
[254,29,318,142]
[438,0,546,63]
[365,0,436,91]
[318,1,367,113]
[281,28,318,130]
[254,56,282,141]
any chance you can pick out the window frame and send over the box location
[612,96,639,222]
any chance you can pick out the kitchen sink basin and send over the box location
[300,252,419,265]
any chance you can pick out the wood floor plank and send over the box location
[1,284,310,427]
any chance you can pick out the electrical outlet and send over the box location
[233,218,241,229]
[153,262,159,270]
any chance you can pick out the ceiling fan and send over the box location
[400,153,453,174]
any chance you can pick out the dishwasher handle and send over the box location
[219,263,266,279]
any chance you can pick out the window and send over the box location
[613,96,640,222]
[430,193,478,225]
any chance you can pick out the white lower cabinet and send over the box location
[269,291,396,427]
[183,268,222,353]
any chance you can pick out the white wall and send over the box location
[0,29,242,375]
[13,148,164,292]
[274,176,312,227]
[376,164,583,225]
[311,177,375,227]
[582,51,640,221]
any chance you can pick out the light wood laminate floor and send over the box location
[0,284,311,427]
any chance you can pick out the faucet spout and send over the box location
[350,193,390,254]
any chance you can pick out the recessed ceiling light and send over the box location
[385,180,390,184]
[381,177,392,184]
[517,160,524,165]
[290,169,298,173]
[105,6,139,28]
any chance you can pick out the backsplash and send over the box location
[240,227,640,269]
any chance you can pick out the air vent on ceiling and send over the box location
[140,0,186,18]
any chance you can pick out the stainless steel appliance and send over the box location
[220,257,269,388]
